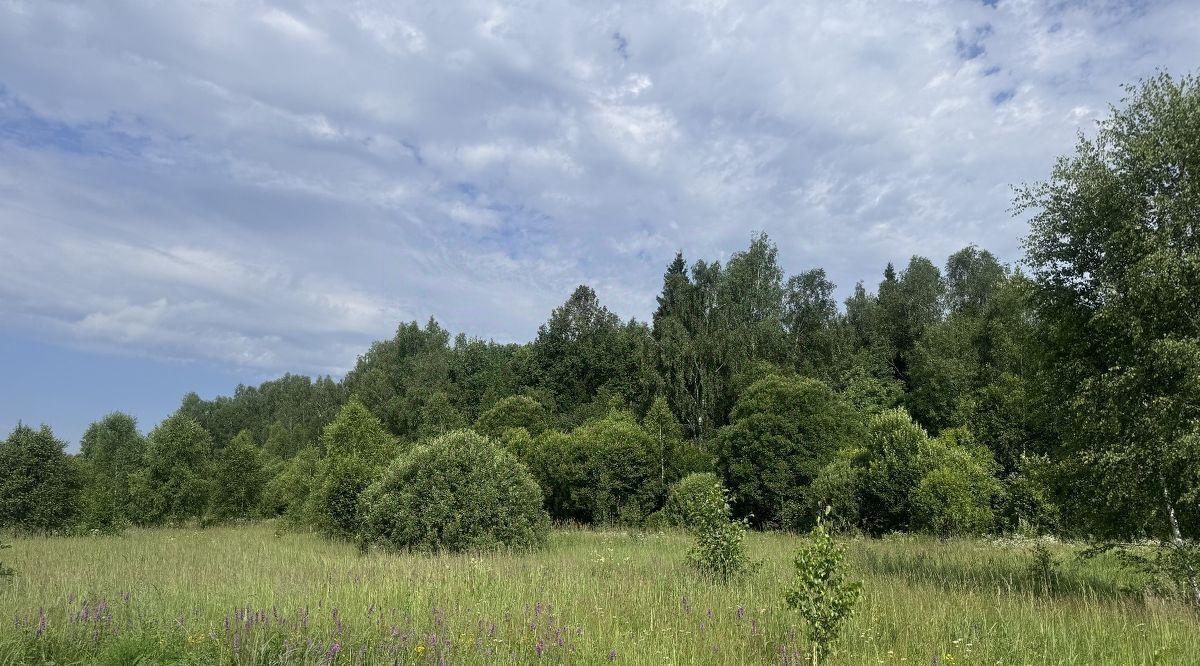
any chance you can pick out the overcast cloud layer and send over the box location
[2,0,1199,379]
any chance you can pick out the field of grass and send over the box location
[0,525,1196,664]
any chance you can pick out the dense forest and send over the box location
[3,73,1199,603]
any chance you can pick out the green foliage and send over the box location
[663,472,722,526]
[341,319,453,439]
[858,409,936,534]
[523,430,577,520]
[307,399,397,538]
[717,374,859,526]
[75,459,128,534]
[176,373,344,451]
[911,454,1001,538]
[795,450,864,532]
[208,430,267,521]
[1001,454,1061,535]
[417,391,465,440]
[0,424,82,533]
[667,473,752,581]
[1019,72,1200,602]
[785,510,863,665]
[784,268,840,377]
[876,256,945,386]
[359,430,549,553]
[137,414,214,526]
[561,409,660,525]
[837,365,902,417]
[474,395,550,439]
[958,371,1035,476]
[857,415,1002,537]
[79,412,145,521]
[643,396,712,492]
[259,446,320,520]
[523,408,666,525]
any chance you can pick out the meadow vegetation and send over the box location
[2,73,1200,663]
[2,526,1198,665]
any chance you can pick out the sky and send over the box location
[2,0,1198,449]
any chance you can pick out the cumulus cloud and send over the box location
[0,0,1197,376]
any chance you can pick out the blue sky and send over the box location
[2,0,1199,448]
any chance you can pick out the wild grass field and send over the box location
[1,526,1195,665]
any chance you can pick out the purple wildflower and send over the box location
[536,639,546,656]
[324,640,341,663]
[608,648,618,661]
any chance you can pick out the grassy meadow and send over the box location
[0,525,1196,665]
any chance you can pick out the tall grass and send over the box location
[0,525,1195,664]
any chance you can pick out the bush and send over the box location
[260,446,320,520]
[208,430,267,522]
[75,459,129,535]
[359,430,549,553]
[667,473,752,581]
[716,375,859,526]
[858,409,936,534]
[307,399,397,538]
[911,428,1003,537]
[525,409,660,525]
[911,459,999,537]
[664,472,722,526]
[785,510,863,665]
[79,412,145,523]
[789,450,864,532]
[1001,453,1061,535]
[474,395,550,439]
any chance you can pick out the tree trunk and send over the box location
[1160,473,1200,607]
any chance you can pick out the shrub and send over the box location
[1001,453,1061,535]
[525,409,660,524]
[260,446,320,520]
[307,398,397,538]
[668,473,752,581]
[359,430,549,553]
[664,472,722,526]
[716,375,860,526]
[858,408,936,534]
[75,459,129,535]
[789,450,864,532]
[79,412,145,523]
[911,450,1002,537]
[417,391,465,440]
[910,428,1003,537]
[523,430,580,519]
[474,395,549,439]
[785,509,863,665]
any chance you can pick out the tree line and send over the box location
[2,72,1198,601]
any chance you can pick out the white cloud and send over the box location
[0,0,1198,375]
